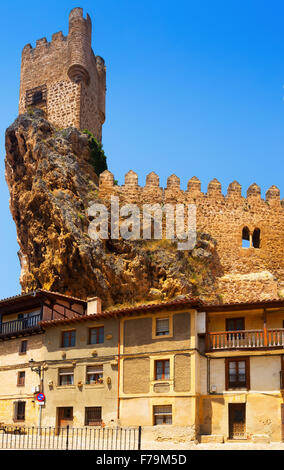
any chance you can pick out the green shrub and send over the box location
[83,130,108,176]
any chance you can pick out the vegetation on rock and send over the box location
[83,129,108,176]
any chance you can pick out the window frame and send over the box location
[152,315,173,340]
[226,318,245,332]
[17,371,25,387]
[85,407,102,426]
[14,401,26,422]
[86,365,104,385]
[155,359,170,381]
[225,357,250,390]
[61,330,76,348]
[153,405,172,425]
[89,326,104,345]
[19,340,28,355]
[58,368,75,387]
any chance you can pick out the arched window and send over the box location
[252,228,261,249]
[242,227,250,248]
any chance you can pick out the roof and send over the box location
[40,297,202,328]
[203,298,284,312]
[0,289,87,315]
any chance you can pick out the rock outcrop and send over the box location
[5,110,221,308]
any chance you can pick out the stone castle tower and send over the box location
[19,7,106,141]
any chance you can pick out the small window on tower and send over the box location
[32,90,43,105]
[25,85,47,108]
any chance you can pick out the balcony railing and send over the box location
[0,314,41,338]
[207,328,284,351]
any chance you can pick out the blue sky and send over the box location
[0,0,283,299]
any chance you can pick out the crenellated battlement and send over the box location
[19,8,106,141]
[22,32,68,58]
[98,169,284,301]
[99,170,283,207]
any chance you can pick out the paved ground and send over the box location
[141,440,284,450]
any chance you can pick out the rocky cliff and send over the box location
[5,110,221,308]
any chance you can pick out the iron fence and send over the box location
[0,425,141,450]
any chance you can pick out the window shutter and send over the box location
[87,366,103,374]
[13,401,17,421]
[156,318,169,334]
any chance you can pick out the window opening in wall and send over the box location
[85,407,102,426]
[242,227,250,248]
[156,318,170,336]
[155,360,170,380]
[252,228,261,248]
[19,340,28,354]
[17,371,25,387]
[86,365,103,384]
[32,90,43,105]
[14,401,26,422]
[153,405,172,425]
[59,368,74,386]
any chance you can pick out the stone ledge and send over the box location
[252,434,270,444]
[200,435,224,444]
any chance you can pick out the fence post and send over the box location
[66,425,69,451]
[138,426,142,450]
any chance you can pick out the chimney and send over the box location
[87,297,102,315]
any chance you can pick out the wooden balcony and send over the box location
[0,314,42,340]
[207,328,284,351]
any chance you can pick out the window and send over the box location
[226,318,245,332]
[61,330,76,348]
[17,371,25,387]
[14,401,25,422]
[25,85,47,108]
[19,340,28,354]
[85,407,102,426]
[242,227,250,248]
[59,368,74,386]
[242,227,261,249]
[32,90,43,105]
[86,365,103,385]
[156,318,170,336]
[89,327,104,345]
[252,228,261,248]
[226,358,250,389]
[153,405,172,425]
[155,360,170,380]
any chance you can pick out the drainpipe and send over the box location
[207,357,211,395]
[263,308,268,347]
[117,317,121,422]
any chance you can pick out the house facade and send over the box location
[1,292,284,443]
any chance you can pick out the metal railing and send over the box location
[0,425,141,450]
[207,328,284,350]
[0,314,41,338]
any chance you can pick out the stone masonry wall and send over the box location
[19,8,106,140]
[99,170,284,302]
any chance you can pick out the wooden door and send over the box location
[229,404,246,439]
[281,405,284,441]
[57,407,73,428]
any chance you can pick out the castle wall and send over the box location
[99,171,284,302]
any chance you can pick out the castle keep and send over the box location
[19,7,106,141]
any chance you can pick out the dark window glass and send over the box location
[155,360,170,380]
[62,331,76,348]
[89,327,104,344]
